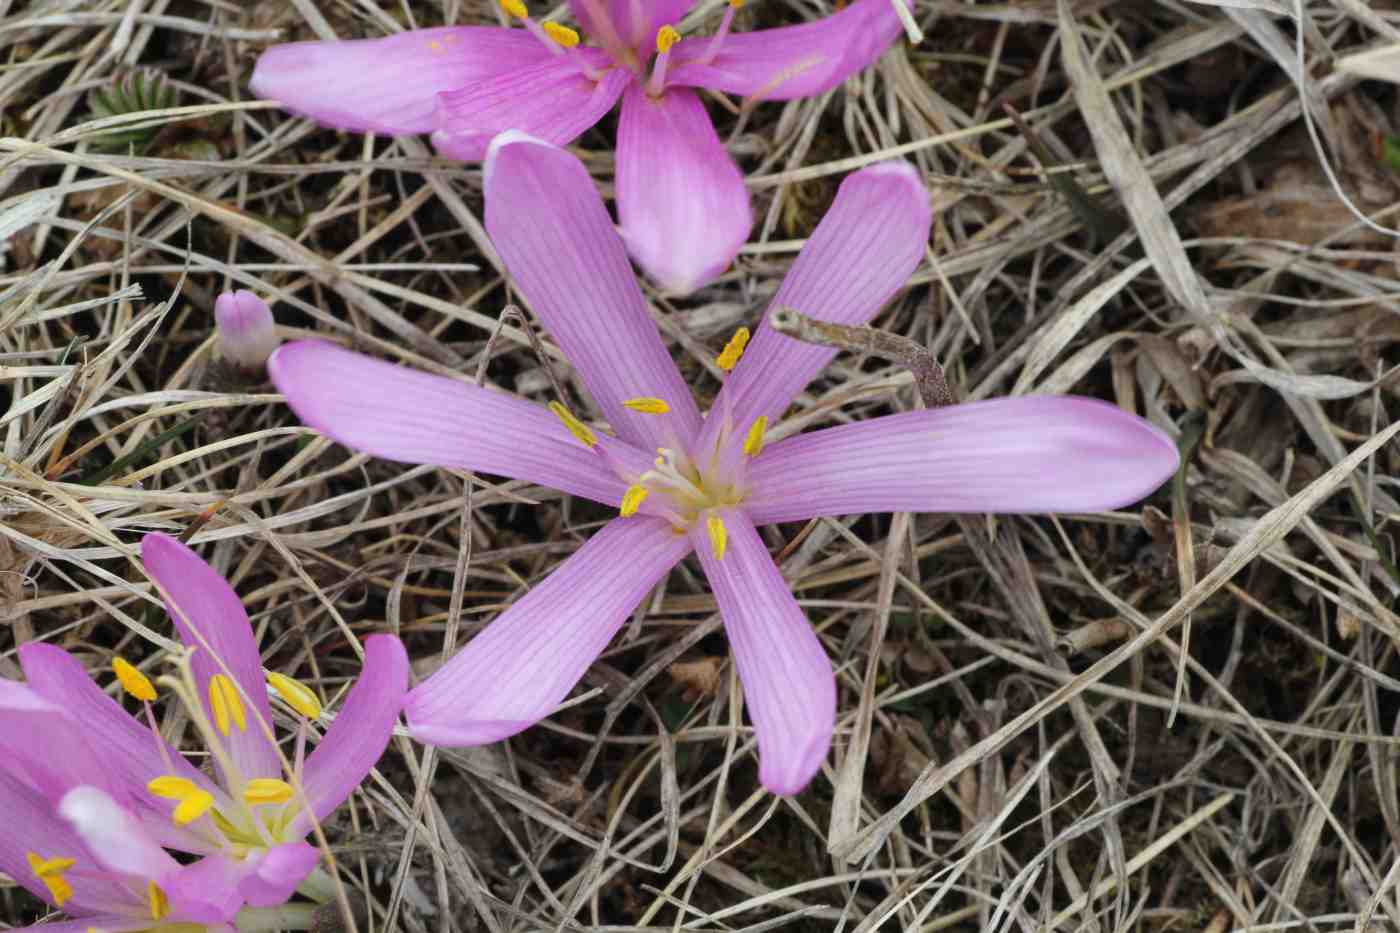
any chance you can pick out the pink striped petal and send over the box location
[697,160,930,456]
[616,84,751,294]
[268,340,650,506]
[293,635,407,832]
[161,856,245,925]
[745,397,1180,524]
[483,133,702,450]
[141,534,281,784]
[406,517,690,745]
[669,0,910,100]
[431,51,629,161]
[59,787,179,883]
[0,681,117,802]
[19,643,213,847]
[691,509,833,795]
[569,0,696,55]
[250,27,547,135]
[236,843,320,907]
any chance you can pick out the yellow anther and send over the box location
[147,776,199,799]
[266,671,323,720]
[207,673,246,735]
[172,789,215,825]
[244,778,296,807]
[113,657,157,702]
[620,485,650,517]
[743,416,768,457]
[27,854,75,878]
[716,327,750,371]
[707,515,728,561]
[543,22,580,47]
[148,881,170,921]
[149,776,215,825]
[548,401,599,448]
[730,0,745,7]
[623,397,671,414]
[656,25,681,53]
[28,852,75,906]
[499,0,528,18]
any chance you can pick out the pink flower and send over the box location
[0,534,409,911]
[214,290,280,370]
[267,134,1180,795]
[249,0,912,293]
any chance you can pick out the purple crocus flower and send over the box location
[0,777,240,931]
[249,0,912,293]
[267,134,1180,795]
[0,533,409,909]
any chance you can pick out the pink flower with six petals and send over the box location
[266,133,1180,795]
[249,0,913,293]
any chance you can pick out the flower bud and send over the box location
[214,290,279,370]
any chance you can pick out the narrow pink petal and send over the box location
[59,787,179,882]
[668,0,910,100]
[250,27,549,135]
[690,509,833,795]
[0,680,117,801]
[745,398,1180,524]
[236,843,320,908]
[569,0,696,53]
[406,517,690,745]
[432,51,629,161]
[161,857,245,925]
[267,340,650,505]
[294,635,407,831]
[697,160,930,456]
[141,533,281,783]
[615,84,751,294]
[483,133,702,450]
[19,643,212,844]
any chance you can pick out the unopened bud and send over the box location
[214,290,279,370]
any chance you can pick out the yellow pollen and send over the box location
[148,881,170,921]
[743,416,768,457]
[548,401,599,448]
[707,515,728,560]
[620,484,649,517]
[499,0,528,18]
[623,396,670,414]
[112,656,157,702]
[244,778,296,807]
[28,853,75,906]
[266,671,323,720]
[207,673,246,735]
[716,327,750,371]
[730,0,745,7]
[149,776,215,825]
[543,22,580,47]
[656,24,681,53]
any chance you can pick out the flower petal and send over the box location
[483,132,702,450]
[697,159,930,455]
[668,0,910,100]
[141,533,281,783]
[615,84,751,294]
[161,857,246,925]
[235,843,321,908]
[267,340,649,505]
[19,643,212,849]
[0,680,115,801]
[58,786,179,882]
[745,398,1180,524]
[569,0,696,54]
[431,50,629,161]
[250,27,550,135]
[690,509,833,795]
[406,517,690,745]
[293,635,407,831]
[215,290,279,370]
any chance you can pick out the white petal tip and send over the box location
[483,129,560,184]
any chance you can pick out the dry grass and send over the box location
[3,0,1400,930]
